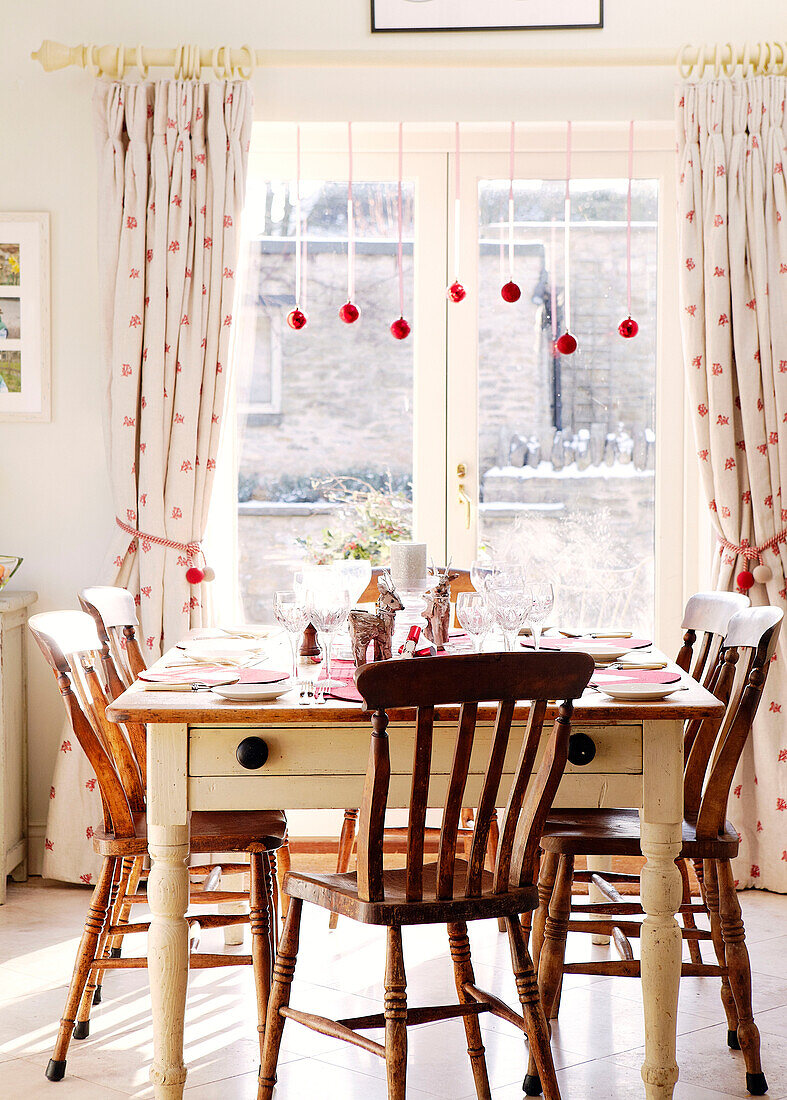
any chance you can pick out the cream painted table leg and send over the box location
[639,719,684,1100]
[147,722,190,1099]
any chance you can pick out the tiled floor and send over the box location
[0,880,785,1098]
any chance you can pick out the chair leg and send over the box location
[94,855,137,1003]
[506,917,561,1100]
[277,835,291,920]
[525,853,572,1089]
[329,809,359,930]
[45,858,115,1081]
[677,858,703,965]
[531,852,558,985]
[74,857,123,1038]
[250,852,275,1065]
[259,897,303,1100]
[703,858,739,1046]
[541,854,573,1021]
[716,859,767,1096]
[448,922,492,1100]
[384,926,408,1100]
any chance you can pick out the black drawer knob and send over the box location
[567,732,597,767]
[236,736,269,770]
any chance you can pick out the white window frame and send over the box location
[213,122,703,653]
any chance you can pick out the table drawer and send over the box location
[188,722,642,779]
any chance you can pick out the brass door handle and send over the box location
[457,463,471,530]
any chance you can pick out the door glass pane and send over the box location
[235,180,414,621]
[477,179,658,633]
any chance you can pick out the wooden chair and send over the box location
[531,605,782,1098]
[79,585,280,963]
[535,588,751,990]
[259,649,595,1100]
[329,567,480,929]
[29,610,287,1084]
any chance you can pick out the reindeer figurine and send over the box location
[422,563,459,650]
[347,571,405,666]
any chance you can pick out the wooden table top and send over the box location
[106,639,725,727]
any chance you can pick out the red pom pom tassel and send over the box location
[186,566,205,585]
[736,569,755,592]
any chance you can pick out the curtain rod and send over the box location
[31,39,787,79]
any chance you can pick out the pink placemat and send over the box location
[591,667,681,686]
[235,668,290,684]
[521,635,652,651]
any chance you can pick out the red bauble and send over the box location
[618,316,639,339]
[555,331,578,355]
[447,281,467,303]
[500,280,521,303]
[339,301,360,324]
[287,308,308,330]
[390,317,411,340]
[185,566,205,585]
[736,570,755,592]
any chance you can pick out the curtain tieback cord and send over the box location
[115,516,213,585]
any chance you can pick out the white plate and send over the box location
[597,682,683,702]
[564,642,632,662]
[211,682,294,702]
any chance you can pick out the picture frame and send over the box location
[371,0,603,33]
[0,212,51,422]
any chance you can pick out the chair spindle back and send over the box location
[29,611,143,837]
[354,651,594,904]
[682,606,782,833]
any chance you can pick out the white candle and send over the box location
[389,542,428,592]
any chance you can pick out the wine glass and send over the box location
[308,585,351,686]
[485,579,532,652]
[273,589,309,681]
[456,591,493,653]
[470,558,495,596]
[526,581,555,651]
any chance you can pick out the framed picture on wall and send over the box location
[371,0,603,32]
[0,213,51,422]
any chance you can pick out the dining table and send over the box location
[106,631,725,1100]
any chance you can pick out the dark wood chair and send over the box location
[329,567,480,930]
[29,610,287,1084]
[259,649,595,1100]
[531,605,781,1098]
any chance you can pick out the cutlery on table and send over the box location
[559,630,634,639]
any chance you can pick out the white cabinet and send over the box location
[1,590,36,903]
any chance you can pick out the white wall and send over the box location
[1,0,784,869]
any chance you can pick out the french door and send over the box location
[229,124,695,649]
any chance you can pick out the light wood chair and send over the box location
[530,605,781,1098]
[29,610,287,1084]
[259,649,595,1100]
[79,585,286,961]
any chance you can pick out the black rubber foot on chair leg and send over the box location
[92,985,102,1005]
[73,1021,90,1040]
[45,1059,66,1082]
[746,1072,768,1095]
[728,1028,741,1049]
[523,1073,543,1096]
[109,946,122,959]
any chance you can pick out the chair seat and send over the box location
[539,807,739,860]
[283,858,539,926]
[92,809,287,857]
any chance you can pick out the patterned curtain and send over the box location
[43,79,252,884]
[678,75,787,891]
